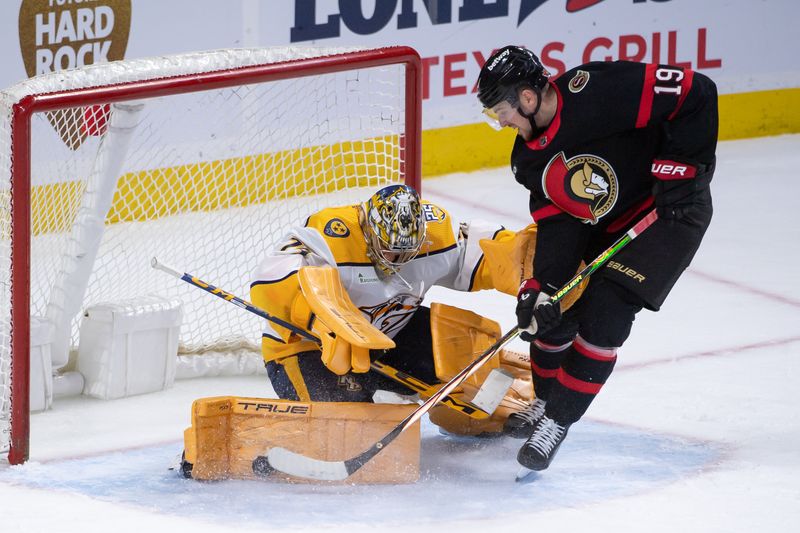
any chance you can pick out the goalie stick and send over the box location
[150,258,503,419]
[264,209,659,481]
[370,360,512,417]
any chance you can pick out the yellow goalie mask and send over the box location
[360,185,426,274]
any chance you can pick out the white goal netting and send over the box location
[0,46,418,461]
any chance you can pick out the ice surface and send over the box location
[1,134,799,533]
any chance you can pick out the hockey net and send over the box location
[0,46,421,464]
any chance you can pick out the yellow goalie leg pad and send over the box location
[429,347,534,436]
[430,302,502,390]
[299,266,395,374]
[428,303,534,435]
[183,396,420,484]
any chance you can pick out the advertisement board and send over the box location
[2,0,798,174]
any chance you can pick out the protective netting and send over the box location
[0,47,414,458]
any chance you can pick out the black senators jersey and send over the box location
[510,60,718,293]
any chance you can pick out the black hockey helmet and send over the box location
[477,45,549,109]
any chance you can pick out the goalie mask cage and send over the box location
[0,46,421,464]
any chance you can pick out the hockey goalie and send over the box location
[182,184,583,483]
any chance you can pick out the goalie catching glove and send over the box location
[297,266,395,375]
[315,322,372,375]
[517,278,561,341]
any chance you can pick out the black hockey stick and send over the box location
[150,258,501,419]
[264,209,659,481]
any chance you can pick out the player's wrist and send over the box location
[517,278,541,297]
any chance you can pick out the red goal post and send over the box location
[0,46,421,464]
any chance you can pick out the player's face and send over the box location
[486,100,533,140]
[380,250,400,263]
[484,101,517,129]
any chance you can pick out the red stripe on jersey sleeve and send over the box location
[531,204,563,222]
[668,69,695,120]
[636,63,658,128]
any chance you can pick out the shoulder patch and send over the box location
[568,70,590,93]
[323,218,350,238]
[422,204,446,223]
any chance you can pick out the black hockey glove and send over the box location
[652,159,714,220]
[517,279,562,342]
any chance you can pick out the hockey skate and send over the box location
[503,398,547,438]
[516,415,569,471]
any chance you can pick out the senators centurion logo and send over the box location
[542,152,618,223]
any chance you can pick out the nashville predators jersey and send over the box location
[250,201,504,362]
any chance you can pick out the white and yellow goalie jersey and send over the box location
[250,201,506,363]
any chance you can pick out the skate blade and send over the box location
[515,466,540,484]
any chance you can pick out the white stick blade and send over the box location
[470,368,514,414]
[266,447,350,481]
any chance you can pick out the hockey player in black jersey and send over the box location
[476,46,718,472]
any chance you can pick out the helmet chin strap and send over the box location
[517,87,543,130]
[517,87,544,136]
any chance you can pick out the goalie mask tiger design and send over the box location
[360,184,426,274]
